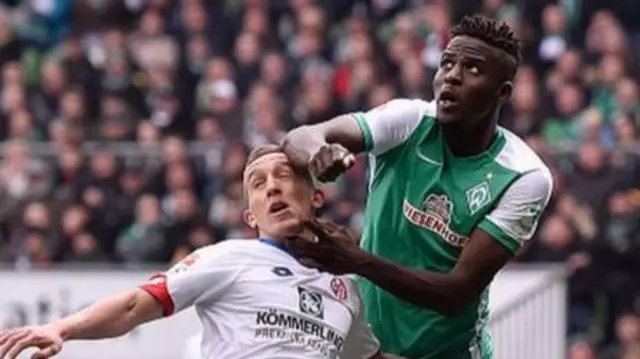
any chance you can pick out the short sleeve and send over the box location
[139,244,244,316]
[341,284,381,359]
[477,169,553,254]
[353,99,435,156]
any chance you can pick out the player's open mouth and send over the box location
[269,201,290,215]
[437,91,459,109]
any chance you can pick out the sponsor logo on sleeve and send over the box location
[168,252,200,274]
[330,278,347,301]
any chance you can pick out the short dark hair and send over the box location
[452,15,521,69]
[243,144,314,190]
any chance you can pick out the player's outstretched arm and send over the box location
[290,170,552,316]
[282,99,431,182]
[355,229,512,316]
[0,289,163,359]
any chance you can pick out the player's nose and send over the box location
[443,64,463,86]
[265,177,282,197]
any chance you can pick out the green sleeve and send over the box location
[354,113,374,152]
[477,219,521,254]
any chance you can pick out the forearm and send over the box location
[356,254,468,315]
[281,125,328,164]
[53,290,161,340]
[282,114,365,158]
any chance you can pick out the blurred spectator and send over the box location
[116,194,165,263]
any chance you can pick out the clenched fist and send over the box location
[308,143,355,182]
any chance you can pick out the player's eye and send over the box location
[251,178,265,189]
[275,167,294,178]
[440,59,454,70]
[467,65,480,75]
[278,170,293,180]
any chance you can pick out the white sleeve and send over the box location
[139,244,244,315]
[477,168,553,253]
[353,99,435,156]
[341,284,381,359]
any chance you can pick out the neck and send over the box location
[258,235,298,258]
[258,234,286,244]
[259,227,315,243]
[441,111,498,157]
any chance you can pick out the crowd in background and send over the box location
[0,0,638,357]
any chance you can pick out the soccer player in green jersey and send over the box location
[282,15,553,359]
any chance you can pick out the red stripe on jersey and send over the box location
[139,274,175,316]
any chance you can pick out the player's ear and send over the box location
[243,209,257,229]
[311,189,325,209]
[497,81,513,105]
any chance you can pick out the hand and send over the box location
[0,325,64,359]
[287,218,367,275]
[308,144,355,182]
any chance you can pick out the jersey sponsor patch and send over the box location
[330,278,347,301]
[298,286,324,319]
[516,204,544,237]
[169,252,200,274]
[466,182,492,215]
[403,194,468,247]
[254,307,345,357]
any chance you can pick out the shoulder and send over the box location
[373,98,436,118]
[495,128,552,176]
[189,239,262,263]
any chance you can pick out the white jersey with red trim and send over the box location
[139,239,380,359]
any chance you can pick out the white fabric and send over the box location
[355,99,436,156]
[484,168,553,243]
[156,240,380,359]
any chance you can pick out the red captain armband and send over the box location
[139,274,175,316]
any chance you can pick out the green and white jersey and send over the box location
[352,99,553,359]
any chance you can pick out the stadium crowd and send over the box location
[0,0,638,358]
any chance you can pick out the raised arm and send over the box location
[282,99,433,182]
[283,114,365,164]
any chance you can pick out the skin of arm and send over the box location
[291,220,513,316]
[282,114,365,161]
[53,289,163,340]
[354,229,512,316]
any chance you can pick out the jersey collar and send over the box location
[258,238,298,259]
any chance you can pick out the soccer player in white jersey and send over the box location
[0,144,400,359]
[282,15,553,359]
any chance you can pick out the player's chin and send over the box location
[271,218,304,237]
[435,111,462,124]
